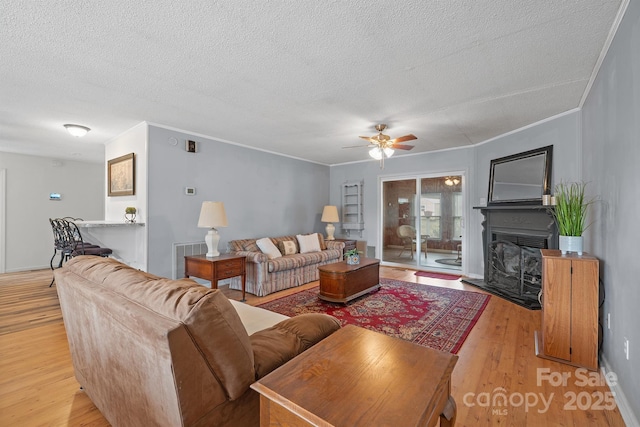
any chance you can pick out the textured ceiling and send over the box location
[0,0,623,165]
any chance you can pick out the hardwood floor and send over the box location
[0,268,626,426]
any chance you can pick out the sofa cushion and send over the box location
[250,314,341,378]
[296,233,321,253]
[242,240,260,252]
[267,255,303,273]
[278,240,297,256]
[256,237,282,259]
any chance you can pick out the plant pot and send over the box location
[346,254,360,265]
[559,235,583,255]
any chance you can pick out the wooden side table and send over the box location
[184,254,247,302]
[251,325,458,427]
[332,238,356,255]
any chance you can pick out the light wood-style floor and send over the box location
[0,268,626,426]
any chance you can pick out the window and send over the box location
[420,193,441,239]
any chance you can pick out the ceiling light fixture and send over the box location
[445,177,460,186]
[64,124,91,137]
[368,146,394,160]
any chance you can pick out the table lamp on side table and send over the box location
[198,201,228,257]
[321,205,339,240]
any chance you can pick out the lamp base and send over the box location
[325,223,336,240]
[205,228,221,257]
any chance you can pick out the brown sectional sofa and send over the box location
[228,234,344,296]
[54,256,340,427]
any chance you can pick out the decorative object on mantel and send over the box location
[550,181,596,256]
[124,207,137,223]
[197,201,228,258]
[488,145,553,205]
[344,248,360,265]
[320,205,339,240]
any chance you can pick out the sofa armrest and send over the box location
[326,240,345,251]
[233,250,268,263]
[250,314,341,378]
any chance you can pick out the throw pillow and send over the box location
[278,240,297,255]
[316,233,327,251]
[256,237,282,259]
[296,233,321,254]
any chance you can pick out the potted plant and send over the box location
[344,248,360,265]
[550,181,595,255]
[125,207,137,223]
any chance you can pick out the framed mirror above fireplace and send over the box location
[488,145,553,205]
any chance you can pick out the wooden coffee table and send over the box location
[251,325,459,427]
[317,257,380,303]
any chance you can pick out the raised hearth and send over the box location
[468,205,558,309]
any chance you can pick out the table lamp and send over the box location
[198,201,228,257]
[321,205,339,240]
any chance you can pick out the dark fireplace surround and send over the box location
[469,205,558,309]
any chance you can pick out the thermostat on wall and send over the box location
[185,187,196,195]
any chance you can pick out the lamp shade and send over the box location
[321,205,339,223]
[198,201,228,228]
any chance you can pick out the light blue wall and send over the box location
[146,125,330,278]
[329,110,581,278]
[582,0,640,421]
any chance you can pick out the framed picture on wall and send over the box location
[108,153,135,196]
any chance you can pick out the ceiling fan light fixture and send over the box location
[64,124,91,137]
[445,177,461,186]
[369,147,394,160]
[369,147,383,160]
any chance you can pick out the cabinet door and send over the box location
[542,258,572,361]
[570,259,599,369]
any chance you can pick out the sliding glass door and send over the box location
[381,174,463,271]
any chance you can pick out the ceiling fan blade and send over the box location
[391,134,417,143]
[359,136,373,141]
[342,144,371,149]
[393,144,415,150]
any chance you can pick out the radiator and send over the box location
[172,241,207,279]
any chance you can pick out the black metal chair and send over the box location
[48,218,112,286]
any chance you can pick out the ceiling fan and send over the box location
[344,124,417,168]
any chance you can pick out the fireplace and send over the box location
[468,205,558,309]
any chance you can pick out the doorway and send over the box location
[380,173,464,272]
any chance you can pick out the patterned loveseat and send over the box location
[228,234,344,297]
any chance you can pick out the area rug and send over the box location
[415,271,461,280]
[257,278,490,354]
[435,258,462,266]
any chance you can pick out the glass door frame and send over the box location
[377,170,467,273]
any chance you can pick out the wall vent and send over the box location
[172,241,207,279]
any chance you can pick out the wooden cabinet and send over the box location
[341,181,364,236]
[535,249,599,370]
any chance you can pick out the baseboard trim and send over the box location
[601,355,640,427]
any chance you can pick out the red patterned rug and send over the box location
[257,278,490,354]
